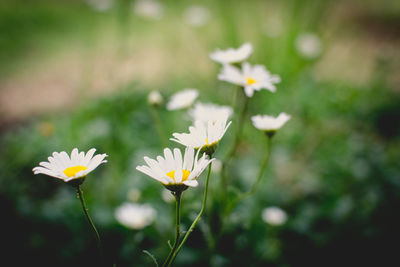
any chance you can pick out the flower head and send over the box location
[147,90,163,106]
[136,147,214,193]
[251,112,291,136]
[171,119,231,155]
[188,102,233,124]
[167,89,199,110]
[218,62,281,97]
[115,203,156,230]
[210,43,253,64]
[33,148,107,185]
[261,206,287,226]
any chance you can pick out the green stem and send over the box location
[168,163,213,266]
[225,136,272,217]
[243,136,271,196]
[221,89,249,199]
[150,105,167,147]
[227,90,249,160]
[162,192,182,267]
[76,186,103,253]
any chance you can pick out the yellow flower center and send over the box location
[166,169,191,182]
[63,165,88,178]
[206,138,210,145]
[246,77,257,85]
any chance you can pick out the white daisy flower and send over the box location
[295,32,322,59]
[251,113,291,134]
[32,148,108,184]
[170,119,231,155]
[136,147,214,192]
[188,102,233,124]
[218,62,281,97]
[147,90,163,106]
[261,206,287,226]
[115,202,156,230]
[167,89,199,110]
[210,43,253,64]
[132,0,164,20]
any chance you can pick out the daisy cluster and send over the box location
[138,94,233,192]
[139,42,292,193]
[210,42,291,135]
[31,42,293,253]
[211,42,281,97]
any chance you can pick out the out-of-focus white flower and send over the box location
[188,102,233,124]
[136,147,214,192]
[211,159,222,173]
[295,33,322,59]
[33,148,107,183]
[132,0,164,20]
[167,89,199,110]
[183,5,211,27]
[262,206,287,225]
[218,63,281,97]
[127,188,141,202]
[161,188,175,203]
[171,119,231,155]
[147,90,163,106]
[86,0,114,12]
[115,203,156,229]
[251,113,291,133]
[210,43,253,64]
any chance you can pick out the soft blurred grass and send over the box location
[1,0,400,266]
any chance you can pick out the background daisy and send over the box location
[210,43,253,64]
[167,89,199,110]
[251,113,291,132]
[115,202,157,230]
[188,102,233,124]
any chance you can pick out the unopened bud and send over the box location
[148,90,163,106]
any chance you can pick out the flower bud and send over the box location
[147,90,163,107]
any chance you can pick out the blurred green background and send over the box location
[1,0,400,266]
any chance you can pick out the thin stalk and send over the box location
[221,89,249,198]
[168,163,213,266]
[150,105,167,147]
[243,136,271,197]
[162,192,182,267]
[76,186,103,253]
[225,136,272,217]
[227,90,249,160]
